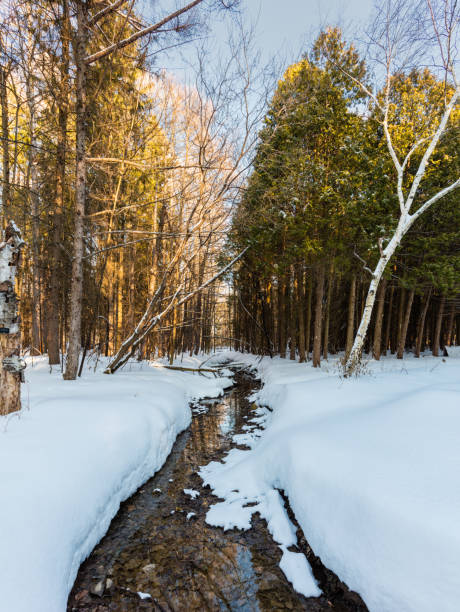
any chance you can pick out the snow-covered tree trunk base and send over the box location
[0,222,25,415]
[344,225,404,377]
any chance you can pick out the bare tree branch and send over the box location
[84,0,204,65]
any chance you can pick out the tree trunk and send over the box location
[345,274,356,358]
[414,287,431,358]
[26,70,41,356]
[432,295,445,357]
[305,274,312,360]
[372,277,387,360]
[289,267,296,360]
[383,284,394,356]
[0,64,10,219]
[395,287,405,355]
[322,264,333,360]
[64,0,88,380]
[0,222,25,415]
[278,275,286,358]
[445,303,455,347]
[104,248,248,374]
[312,264,325,368]
[297,267,305,362]
[345,218,409,376]
[342,71,460,372]
[397,288,415,359]
[29,153,41,355]
[48,1,69,365]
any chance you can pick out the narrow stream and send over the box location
[68,370,367,612]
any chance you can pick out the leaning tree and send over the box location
[334,0,460,375]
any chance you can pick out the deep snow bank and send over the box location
[0,357,231,612]
[202,349,460,612]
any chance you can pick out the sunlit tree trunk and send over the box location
[48,0,69,365]
[25,62,41,356]
[0,64,10,220]
[0,222,25,414]
[64,0,88,380]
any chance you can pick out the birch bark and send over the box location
[0,222,25,414]
[344,83,460,375]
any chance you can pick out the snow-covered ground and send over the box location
[2,348,459,612]
[202,348,460,612]
[0,356,231,612]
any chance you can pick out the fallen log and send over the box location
[151,364,220,374]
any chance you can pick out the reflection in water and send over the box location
[67,372,336,612]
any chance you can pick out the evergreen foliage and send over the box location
[231,29,459,362]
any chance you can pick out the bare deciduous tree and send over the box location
[337,0,460,375]
[64,0,239,380]
[104,23,269,372]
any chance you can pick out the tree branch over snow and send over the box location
[104,246,249,373]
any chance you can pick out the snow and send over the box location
[201,348,460,611]
[183,488,200,498]
[137,591,152,600]
[279,547,321,598]
[0,356,232,612]
[3,347,459,611]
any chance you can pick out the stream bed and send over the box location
[67,370,367,612]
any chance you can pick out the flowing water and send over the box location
[68,370,367,612]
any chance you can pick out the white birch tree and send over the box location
[337,0,459,375]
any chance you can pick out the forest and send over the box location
[232,31,459,367]
[0,1,459,611]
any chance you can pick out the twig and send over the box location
[353,249,374,276]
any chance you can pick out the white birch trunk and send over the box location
[0,221,25,414]
[344,81,459,376]
[344,217,407,375]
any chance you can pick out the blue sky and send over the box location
[140,0,375,76]
[240,0,373,60]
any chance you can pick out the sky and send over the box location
[140,0,375,77]
[239,0,374,60]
